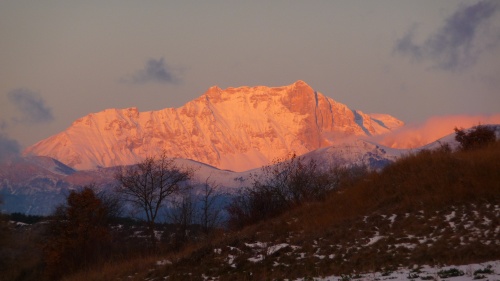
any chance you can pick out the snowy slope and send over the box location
[0,156,76,214]
[24,81,403,171]
[0,156,250,215]
[301,139,405,170]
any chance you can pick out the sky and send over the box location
[1,0,500,155]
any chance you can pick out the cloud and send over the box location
[0,132,21,163]
[395,0,500,71]
[375,114,500,149]
[7,88,54,124]
[124,57,180,84]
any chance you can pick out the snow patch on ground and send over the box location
[267,243,289,255]
[365,232,384,246]
[292,260,500,281]
[156,259,172,266]
[245,241,267,249]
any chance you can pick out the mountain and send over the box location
[23,81,403,171]
[0,156,76,214]
[4,125,499,215]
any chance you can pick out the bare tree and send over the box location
[0,195,10,251]
[198,176,224,235]
[115,151,193,246]
[167,191,195,248]
[96,188,124,221]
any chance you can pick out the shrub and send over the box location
[225,154,354,229]
[474,265,493,275]
[454,125,496,151]
[437,268,464,278]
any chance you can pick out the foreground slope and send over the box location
[155,142,500,280]
[58,139,500,281]
[24,81,402,171]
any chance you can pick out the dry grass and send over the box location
[62,256,152,281]
[61,255,164,281]
[0,222,45,281]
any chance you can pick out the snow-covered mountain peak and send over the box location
[24,81,403,171]
[198,80,314,105]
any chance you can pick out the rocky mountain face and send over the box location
[23,81,403,171]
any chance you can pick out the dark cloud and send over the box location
[395,0,500,71]
[394,25,423,61]
[0,132,21,163]
[7,88,54,124]
[125,57,180,84]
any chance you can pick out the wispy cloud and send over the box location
[124,57,180,84]
[0,132,21,162]
[0,110,20,163]
[7,88,54,124]
[394,0,500,71]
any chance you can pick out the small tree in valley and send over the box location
[0,196,11,272]
[43,187,111,279]
[198,176,225,235]
[167,191,195,248]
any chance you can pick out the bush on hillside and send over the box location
[454,125,496,151]
[226,154,367,229]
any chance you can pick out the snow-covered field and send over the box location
[292,260,500,281]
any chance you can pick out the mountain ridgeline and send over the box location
[23,81,403,171]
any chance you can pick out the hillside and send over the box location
[23,81,403,171]
[58,138,500,280]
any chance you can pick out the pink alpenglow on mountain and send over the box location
[24,81,403,171]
